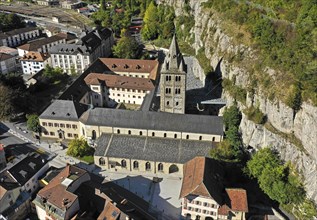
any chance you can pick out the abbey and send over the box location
[39,36,223,175]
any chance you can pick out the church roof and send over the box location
[162,34,185,73]
[80,108,223,136]
[95,134,215,164]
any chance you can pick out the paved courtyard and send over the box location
[100,170,183,220]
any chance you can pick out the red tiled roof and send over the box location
[218,204,231,215]
[20,51,49,62]
[84,73,155,91]
[98,58,159,80]
[226,188,248,212]
[97,202,121,220]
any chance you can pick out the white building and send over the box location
[20,52,50,75]
[17,33,67,57]
[84,73,155,106]
[0,27,40,48]
[49,28,114,74]
[180,157,248,220]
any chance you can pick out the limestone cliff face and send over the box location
[157,0,317,203]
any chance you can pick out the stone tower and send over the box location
[160,35,186,114]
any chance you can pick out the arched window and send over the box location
[92,130,96,140]
[174,134,177,138]
[139,131,143,136]
[152,132,155,137]
[158,163,163,171]
[167,101,169,106]
[128,130,131,135]
[133,161,139,169]
[176,101,179,106]
[168,88,171,93]
[168,76,171,81]
[145,162,151,170]
[99,157,105,166]
[165,75,169,81]
[165,88,168,94]
[164,133,167,137]
[186,135,189,139]
[212,137,215,142]
[169,164,179,173]
[117,129,120,134]
[199,136,202,140]
[121,160,127,168]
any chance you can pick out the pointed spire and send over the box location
[167,34,181,70]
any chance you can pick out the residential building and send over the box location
[84,73,155,106]
[0,144,6,171]
[49,28,114,74]
[0,53,17,74]
[17,33,67,57]
[180,157,248,220]
[60,0,83,9]
[37,0,59,6]
[20,51,50,75]
[0,152,49,220]
[33,165,89,220]
[0,46,18,56]
[0,27,40,47]
[160,34,186,114]
[43,26,61,37]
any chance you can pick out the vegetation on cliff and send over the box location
[202,0,317,107]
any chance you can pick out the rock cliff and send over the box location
[157,0,317,203]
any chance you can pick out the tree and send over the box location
[210,140,240,161]
[141,2,159,40]
[223,105,241,129]
[113,35,139,59]
[246,148,305,204]
[67,137,92,158]
[0,84,15,120]
[26,114,40,133]
[43,65,63,80]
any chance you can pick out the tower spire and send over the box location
[168,34,181,70]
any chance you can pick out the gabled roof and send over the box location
[84,73,155,91]
[20,51,49,62]
[97,202,121,220]
[17,34,66,51]
[98,58,159,80]
[225,188,248,212]
[179,157,224,204]
[80,108,224,136]
[40,100,89,121]
[162,34,185,73]
[0,53,14,61]
[0,27,38,40]
[38,165,87,210]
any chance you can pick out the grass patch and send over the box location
[244,106,266,124]
[222,78,247,105]
[264,122,307,154]
[78,155,94,164]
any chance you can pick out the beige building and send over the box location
[180,157,248,220]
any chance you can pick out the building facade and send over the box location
[17,34,67,57]
[0,27,40,48]
[0,53,17,74]
[160,35,186,114]
[180,157,248,220]
[49,28,114,74]
[20,52,50,75]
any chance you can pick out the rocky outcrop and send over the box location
[157,0,317,203]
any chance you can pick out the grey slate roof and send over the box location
[40,100,89,120]
[95,133,215,164]
[49,43,89,55]
[80,108,223,135]
[0,27,38,40]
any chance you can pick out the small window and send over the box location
[66,124,71,128]
[133,161,139,169]
[54,123,59,127]
[139,131,143,136]
[60,123,65,128]
[212,137,215,142]
[99,157,105,166]
[42,122,47,126]
[158,163,163,171]
[121,160,127,168]
[67,133,73,137]
[167,101,169,106]
[145,162,151,170]
[152,132,155,137]
[174,134,177,138]
[117,129,120,134]
[50,132,55,136]
[72,125,77,129]
[164,133,167,138]
[48,123,53,127]
[74,134,78,138]
[128,130,131,135]
[199,136,202,141]
[186,135,189,139]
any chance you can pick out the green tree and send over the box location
[223,105,242,129]
[210,140,240,161]
[141,2,159,40]
[0,84,15,120]
[26,114,40,133]
[113,35,139,59]
[66,137,92,158]
[43,65,63,80]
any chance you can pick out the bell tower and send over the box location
[160,35,186,114]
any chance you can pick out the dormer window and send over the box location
[112,64,117,68]
[52,112,55,115]
[124,64,129,69]
[66,113,70,116]
[136,65,141,69]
